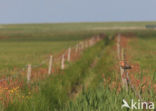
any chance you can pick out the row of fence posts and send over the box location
[117,34,128,91]
[26,35,103,83]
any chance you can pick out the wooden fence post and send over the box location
[81,42,84,50]
[67,48,71,62]
[27,64,31,83]
[85,40,88,48]
[82,41,85,50]
[88,39,91,47]
[61,54,65,70]
[75,44,78,53]
[91,38,94,46]
[120,48,128,91]
[117,34,121,60]
[87,40,89,47]
[48,55,53,75]
[79,42,82,51]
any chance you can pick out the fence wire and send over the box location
[0,35,103,84]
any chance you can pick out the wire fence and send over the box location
[0,35,105,85]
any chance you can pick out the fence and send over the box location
[0,35,104,87]
[117,34,143,100]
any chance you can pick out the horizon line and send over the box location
[1,20,156,25]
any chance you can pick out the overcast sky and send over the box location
[0,0,156,24]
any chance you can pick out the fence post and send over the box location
[120,48,128,91]
[91,38,94,46]
[85,41,87,48]
[85,40,88,48]
[79,42,81,51]
[87,40,89,47]
[67,48,71,62]
[48,55,53,75]
[61,54,65,70]
[117,34,121,60]
[27,64,31,83]
[75,44,78,53]
[82,42,85,50]
[80,42,83,50]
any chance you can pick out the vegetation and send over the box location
[0,22,156,110]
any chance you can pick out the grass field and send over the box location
[0,22,156,111]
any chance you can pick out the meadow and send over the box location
[0,22,156,111]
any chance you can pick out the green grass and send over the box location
[0,41,76,70]
[129,36,156,73]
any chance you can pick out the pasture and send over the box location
[0,22,155,111]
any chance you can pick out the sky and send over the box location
[0,0,156,24]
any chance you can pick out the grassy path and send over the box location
[60,36,122,111]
